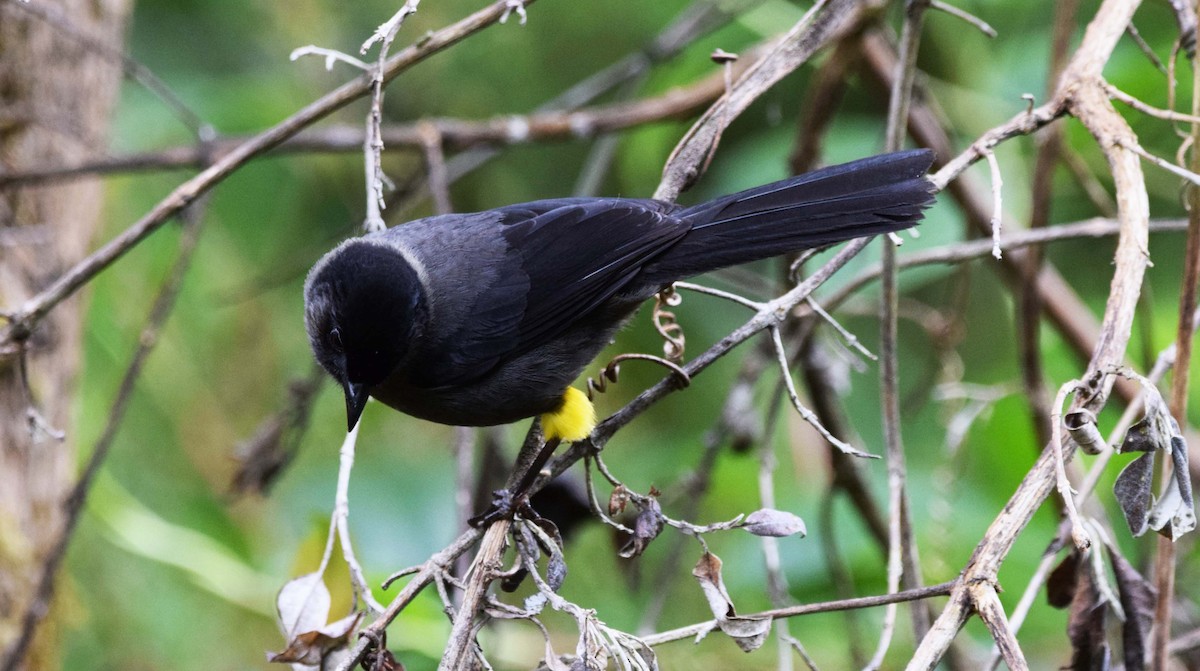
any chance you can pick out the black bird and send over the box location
[305,149,935,449]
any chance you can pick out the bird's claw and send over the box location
[468,488,536,527]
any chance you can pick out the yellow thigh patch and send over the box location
[540,387,596,442]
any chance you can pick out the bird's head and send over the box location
[304,240,426,430]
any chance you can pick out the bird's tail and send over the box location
[638,149,936,285]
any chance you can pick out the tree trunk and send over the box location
[0,0,132,667]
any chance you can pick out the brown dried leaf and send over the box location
[719,615,772,653]
[1067,556,1111,671]
[608,485,630,516]
[363,645,405,671]
[1047,550,1081,609]
[1106,546,1156,671]
[1064,409,1106,455]
[690,551,770,652]
[692,551,736,620]
[1116,392,1194,539]
[618,498,663,559]
[267,611,363,665]
[1147,468,1196,540]
[739,508,806,538]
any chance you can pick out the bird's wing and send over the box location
[424,198,688,386]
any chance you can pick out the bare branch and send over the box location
[0,0,538,350]
[970,582,1029,670]
[929,0,995,37]
[639,582,955,647]
[911,0,1155,664]
[655,0,864,201]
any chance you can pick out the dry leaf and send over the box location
[276,572,331,639]
[739,508,806,538]
[267,611,363,666]
[1107,546,1156,671]
[693,551,736,620]
[609,484,630,516]
[1047,550,1080,609]
[691,551,771,652]
[1114,452,1155,536]
[1066,557,1110,671]
[1145,436,1196,539]
[1115,388,1194,540]
[618,498,663,559]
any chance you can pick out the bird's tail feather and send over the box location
[639,149,935,284]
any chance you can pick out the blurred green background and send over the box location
[62,0,1199,668]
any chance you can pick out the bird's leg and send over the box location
[468,436,561,527]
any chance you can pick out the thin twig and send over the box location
[983,149,1004,259]
[817,218,1187,314]
[769,325,872,458]
[334,422,385,614]
[869,3,931,666]
[654,0,863,201]
[1125,21,1169,74]
[1108,83,1200,125]
[756,390,794,671]
[1153,53,1200,670]
[336,527,483,671]
[290,46,372,71]
[639,582,955,647]
[911,0,1155,663]
[0,0,538,349]
[805,297,876,361]
[1049,380,1092,550]
[1118,136,1200,186]
[929,0,996,37]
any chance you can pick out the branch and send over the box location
[859,28,1143,406]
[0,0,536,350]
[639,581,955,647]
[868,1,931,666]
[819,218,1187,312]
[654,0,874,200]
[1153,41,1200,669]
[335,527,482,671]
[0,3,758,190]
[910,0,1153,665]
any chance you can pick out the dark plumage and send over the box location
[305,149,936,433]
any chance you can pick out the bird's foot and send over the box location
[468,488,536,527]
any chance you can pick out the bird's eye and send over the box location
[328,327,344,352]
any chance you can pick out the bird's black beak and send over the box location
[344,382,369,431]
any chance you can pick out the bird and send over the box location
[304,149,935,509]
